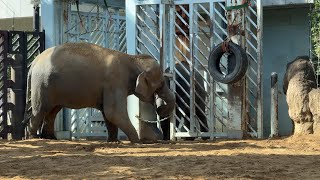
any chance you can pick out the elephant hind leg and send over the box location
[41,106,62,139]
[29,111,45,138]
[102,112,119,142]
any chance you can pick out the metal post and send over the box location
[256,0,264,138]
[168,4,176,141]
[10,54,25,140]
[33,4,40,32]
[270,72,279,137]
[209,2,215,140]
[189,3,196,135]
[115,8,120,51]
[226,0,244,138]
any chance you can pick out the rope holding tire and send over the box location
[208,41,248,84]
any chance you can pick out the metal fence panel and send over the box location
[62,2,126,139]
[132,0,263,139]
[244,0,263,138]
[0,32,9,139]
[0,30,45,139]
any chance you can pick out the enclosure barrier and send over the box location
[127,0,263,139]
[0,30,45,140]
[58,1,127,139]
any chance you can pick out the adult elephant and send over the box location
[23,42,175,143]
[159,61,208,140]
[283,56,317,135]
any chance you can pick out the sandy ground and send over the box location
[1,135,320,180]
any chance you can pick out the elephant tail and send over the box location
[22,64,33,127]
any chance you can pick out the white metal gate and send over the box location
[127,0,263,139]
[60,2,126,139]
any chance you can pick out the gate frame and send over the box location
[0,30,45,140]
[126,0,263,139]
[56,1,127,140]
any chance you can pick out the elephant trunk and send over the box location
[155,83,175,118]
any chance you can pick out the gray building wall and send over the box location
[263,6,311,136]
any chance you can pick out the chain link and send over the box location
[135,115,170,123]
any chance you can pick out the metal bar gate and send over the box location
[128,0,263,139]
[0,30,45,139]
[60,2,127,139]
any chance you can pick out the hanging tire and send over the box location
[208,41,248,84]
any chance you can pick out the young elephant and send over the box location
[24,42,175,143]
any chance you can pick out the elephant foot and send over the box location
[140,139,160,144]
[40,133,57,140]
[29,134,41,139]
[107,137,120,143]
[294,121,313,135]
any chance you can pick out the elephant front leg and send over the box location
[103,93,139,143]
[102,112,119,142]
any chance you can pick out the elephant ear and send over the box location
[135,71,150,98]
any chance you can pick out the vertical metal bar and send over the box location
[67,2,72,43]
[270,72,279,137]
[104,12,109,48]
[193,4,199,69]
[256,0,264,138]
[115,8,120,50]
[10,54,24,140]
[126,0,137,55]
[86,13,91,43]
[159,4,164,71]
[126,0,141,138]
[189,3,196,134]
[209,2,216,140]
[169,4,176,141]
[0,31,9,139]
[33,5,40,32]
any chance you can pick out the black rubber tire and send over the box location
[208,42,248,84]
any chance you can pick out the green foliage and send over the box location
[311,0,320,57]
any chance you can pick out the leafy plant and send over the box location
[312,0,320,56]
[311,0,320,76]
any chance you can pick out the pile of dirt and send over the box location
[1,137,320,179]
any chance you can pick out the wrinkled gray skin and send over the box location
[283,56,317,134]
[283,56,316,95]
[24,42,175,143]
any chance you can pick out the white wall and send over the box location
[0,0,35,19]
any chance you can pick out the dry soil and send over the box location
[1,135,320,179]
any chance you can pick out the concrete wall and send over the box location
[0,17,34,31]
[262,0,313,6]
[263,6,311,136]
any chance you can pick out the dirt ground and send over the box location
[1,135,320,180]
